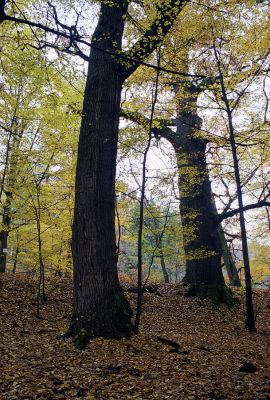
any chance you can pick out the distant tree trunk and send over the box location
[211,195,241,286]
[218,225,241,286]
[12,244,19,274]
[160,247,170,283]
[168,84,233,303]
[0,190,13,272]
[123,89,231,301]
[0,231,8,273]
[169,85,223,285]
[173,117,224,287]
[155,231,170,283]
[152,207,170,283]
[33,182,46,318]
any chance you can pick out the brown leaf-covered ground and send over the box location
[0,274,270,400]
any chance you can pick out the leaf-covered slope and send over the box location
[0,274,270,399]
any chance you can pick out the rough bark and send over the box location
[69,1,133,340]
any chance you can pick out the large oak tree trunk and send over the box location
[123,86,234,302]
[168,85,234,304]
[173,115,234,304]
[172,113,224,287]
[67,0,189,340]
[69,1,133,339]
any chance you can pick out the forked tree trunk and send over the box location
[69,2,133,339]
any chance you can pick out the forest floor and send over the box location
[0,274,270,400]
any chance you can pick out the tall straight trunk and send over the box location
[69,1,133,339]
[36,215,45,317]
[69,0,188,341]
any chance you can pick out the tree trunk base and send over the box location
[68,289,134,349]
[185,282,234,307]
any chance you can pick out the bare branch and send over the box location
[217,200,270,224]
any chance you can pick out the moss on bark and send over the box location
[185,282,234,307]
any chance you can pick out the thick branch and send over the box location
[121,108,225,147]
[121,109,175,141]
[217,200,270,224]
[123,0,190,78]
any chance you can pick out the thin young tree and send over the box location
[213,43,257,331]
